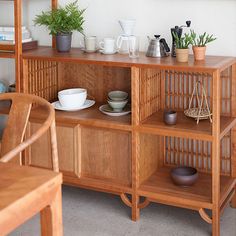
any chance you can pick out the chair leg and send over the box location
[212,208,220,236]
[41,186,63,236]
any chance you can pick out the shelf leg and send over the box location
[212,208,220,236]
[131,195,140,221]
[231,126,236,208]
[211,70,221,236]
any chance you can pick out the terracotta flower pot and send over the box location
[175,48,189,63]
[192,46,206,61]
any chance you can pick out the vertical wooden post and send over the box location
[51,0,58,48]
[159,70,166,168]
[231,63,236,207]
[212,70,221,236]
[231,64,236,117]
[14,0,22,92]
[131,67,140,221]
[50,119,59,172]
[22,59,29,93]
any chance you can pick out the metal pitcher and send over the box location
[146,35,170,58]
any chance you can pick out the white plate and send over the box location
[99,104,131,116]
[99,49,117,55]
[52,100,95,111]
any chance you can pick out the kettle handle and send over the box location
[160,38,170,52]
[116,36,122,49]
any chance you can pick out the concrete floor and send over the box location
[10,186,236,236]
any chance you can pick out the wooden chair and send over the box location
[0,92,59,171]
[0,92,62,235]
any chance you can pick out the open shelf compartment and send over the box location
[22,59,132,129]
[137,133,236,210]
[138,167,235,209]
[137,66,235,140]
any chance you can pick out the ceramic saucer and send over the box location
[81,48,99,53]
[99,49,117,55]
[52,99,95,111]
[99,104,131,116]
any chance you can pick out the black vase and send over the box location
[56,33,72,52]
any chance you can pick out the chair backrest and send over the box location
[0,93,59,172]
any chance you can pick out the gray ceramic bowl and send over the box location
[108,99,128,112]
[108,91,128,101]
[171,167,198,187]
[163,110,177,125]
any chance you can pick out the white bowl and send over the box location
[107,99,128,112]
[108,91,128,101]
[58,88,87,108]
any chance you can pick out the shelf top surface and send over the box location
[22,47,235,71]
[139,111,236,141]
[0,101,131,131]
[139,167,236,206]
[0,51,15,59]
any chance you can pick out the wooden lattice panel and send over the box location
[164,134,231,175]
[58,63,131,103]
[164,71,213,112]
[220,67,232,116]
[23,59,58,102]
[139,68,161,121]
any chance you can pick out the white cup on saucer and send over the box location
[99,38,116,54]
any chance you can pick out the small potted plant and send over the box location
[34,0,85,52]
[190,30,216,61]
[172,32,192,63]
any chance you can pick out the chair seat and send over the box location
[0,162,62,235]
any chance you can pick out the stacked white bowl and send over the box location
[107,91,128,112]
[58,88,87,108]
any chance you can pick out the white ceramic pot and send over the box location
[58,88,87,108]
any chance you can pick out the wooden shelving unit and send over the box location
[20,47,236,235]
[0,0,22,91]
[0,0,57,91]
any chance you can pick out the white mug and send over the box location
[99,38,116,54]
[83,36,97,52]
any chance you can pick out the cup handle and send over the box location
[99,41,104,50]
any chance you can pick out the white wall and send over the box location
[0,0,236,84]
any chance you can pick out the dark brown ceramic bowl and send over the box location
[163,110,177,125]
[170,166,198,187]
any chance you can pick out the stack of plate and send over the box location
[99,91,131,116]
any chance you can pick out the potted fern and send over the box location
[172,32,192,63]
[34,0,85,52]
[190,30,216,60]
